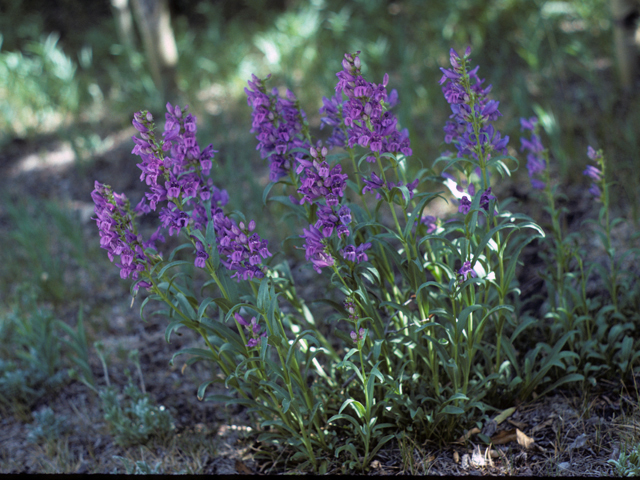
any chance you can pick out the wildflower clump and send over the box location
[89,46,639,474]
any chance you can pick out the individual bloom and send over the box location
[587,145,603,162]
[458,261,477,281]
[341,244,356,262]
[421,215,437,234]
[458,196,471,214]
[520,116,537,132]
[234,313,251,326]
[350,327,366,343]
[530,178,546,190]
[362,171,385,195]
[355,242,372,263]
[583,165,602,182]
[194,241,209,268]
[589,184,602,200]
[479,188,496,212]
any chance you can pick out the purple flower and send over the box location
[587,145,603,162]
[584,146,605,201]
[583,165,602,182]
[245,75,311,181]
[91,182,154,290]
[458,196,472,214]
[520,116,537,132]
[362,171,385,195]
[421,215,437,233]
[588,184,602,199]
[350,327,366,343]
[458,261,477,281]
[333,52,412,159]
[341,242,372,263]
[233,314,268,348]
[194,241,209,268]
[440,47,509,160]
[319,93,348,149]
[234,313,251,326]
[297,147,348,204]
[519,116,547,190]
[300,224,335,273]
[479,188,496,212]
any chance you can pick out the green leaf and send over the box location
[157,259,191,278]
[196,297,215,322]
[262,181,276,205]
[212,297,234,313]
[175,292,197,320]
[441,405,465,415]
[339,398,366,418]
[165,319,185,344]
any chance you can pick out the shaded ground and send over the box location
[0,127,638,475]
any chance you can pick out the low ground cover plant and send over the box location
[91,47,639,473]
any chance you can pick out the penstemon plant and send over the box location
[91,47,636,472]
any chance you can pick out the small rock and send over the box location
[567,434,588,451]
[558,462,571,471]
[482,419,498,437]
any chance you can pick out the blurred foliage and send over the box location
[0,286,67,419]
[100,378,176,448]
[0,0,635,209]
[2,197,90,304]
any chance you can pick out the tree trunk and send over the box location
[110,0,137,51]
[130,0,179,100]
[611,0,639,89]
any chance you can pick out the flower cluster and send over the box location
[334,52,412,161]
[211,215,272,281]
[93,103,273,282]
[340,242,372,264]
[318,93,348,149]
[362,172,419,200]
[234,313,268,348]
[300,224,335,274]
[439,47,509,160]
[245,74,311,181]
[350,328,366,344]
[519,116,547,190]
[92,181,158,290]
[584,146,604,201]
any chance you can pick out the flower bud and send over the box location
[354,56,361,69]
